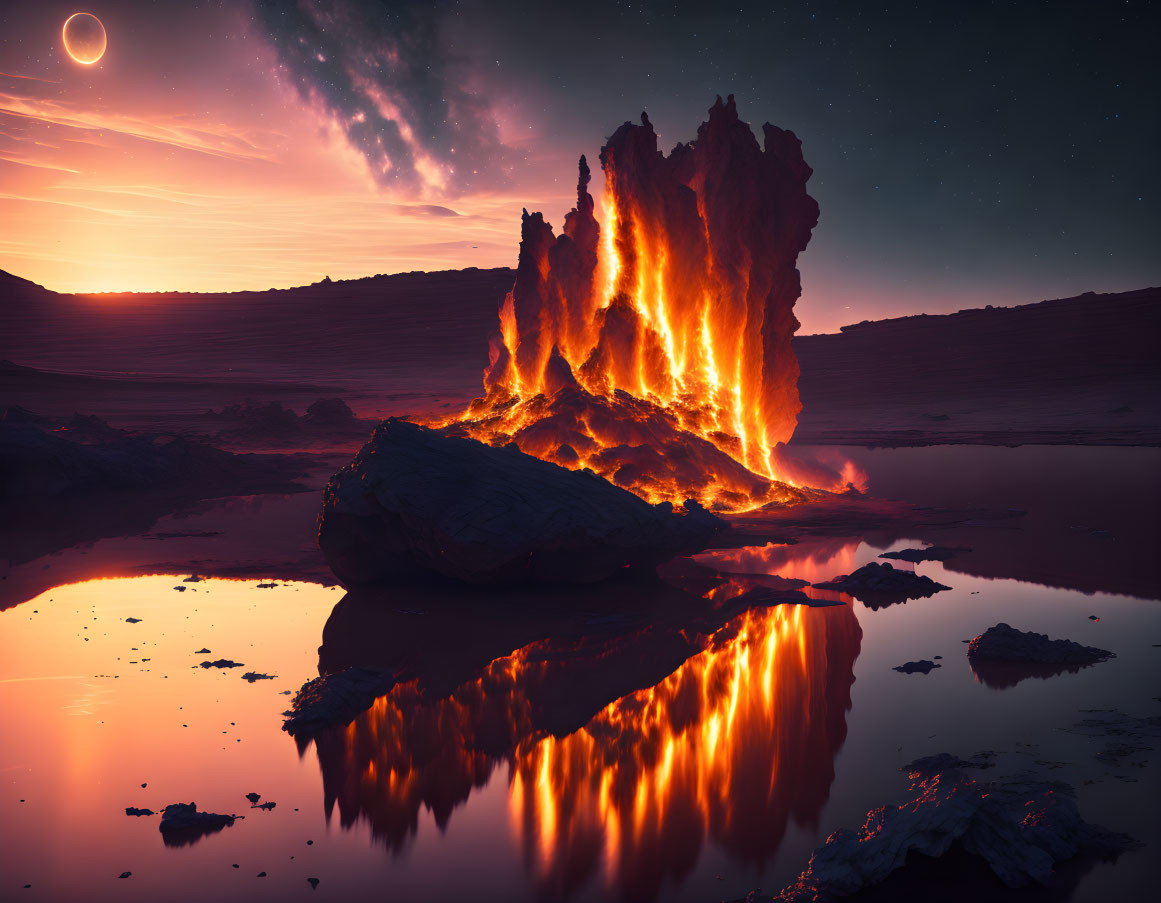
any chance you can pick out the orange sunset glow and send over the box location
[1,5,574,297]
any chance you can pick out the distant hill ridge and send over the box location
[0,267,515,300]
[2,266,1154,329]
[828,286,1160,334]
[2,268,1158,444]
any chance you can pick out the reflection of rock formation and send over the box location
[968,659,1098,690]
[306,591,861,900]
[510,604,861,901]
[0,491,330,611]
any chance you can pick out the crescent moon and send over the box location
[62,12,108,66]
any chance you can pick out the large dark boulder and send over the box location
[318,418,724,586]
[770,759,1137,900]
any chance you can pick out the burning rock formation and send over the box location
[447,96,819,511]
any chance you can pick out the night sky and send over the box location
[1,0,1157,332]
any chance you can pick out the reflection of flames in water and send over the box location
[315,602,861,900]
[695,538,864,604]
[438,97,844,512]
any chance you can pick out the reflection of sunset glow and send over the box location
[319,602,861,898]
[0,574,337,894]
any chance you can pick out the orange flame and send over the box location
[441,98,823,512]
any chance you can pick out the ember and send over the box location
[444,96,821,511]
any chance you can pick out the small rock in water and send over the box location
[256,801,276,811]
[194,648,211,654]
[256,583,279,589]
[813,562,950,602]
[308,877,320,889]
[200,659,244,669]
[125,807,154,817]
[1088,615,1100,621]
[893,660,941,674]
[173,586,187,592]
[257,871,267,877]
[241,672,275,683]
[183,574,203,582]
[118,872,131,879]
[967,623,1114,665]
[124,617,142,623]
[158,802,237,844]
[245,792,261,804]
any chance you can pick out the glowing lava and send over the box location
[444,96,820,511]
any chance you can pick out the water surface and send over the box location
[1,445,1158,901]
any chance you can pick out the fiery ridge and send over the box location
[443,96,821,511]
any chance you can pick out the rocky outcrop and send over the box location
[967,623,1114,665]
[772,759,1136,900]
[318,418,724,586]
[158,802,237,846]
[813,561,950,601]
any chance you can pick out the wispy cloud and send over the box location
[0,92,278,164]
